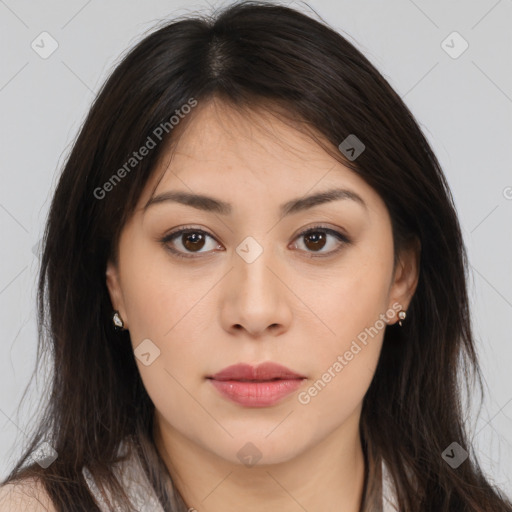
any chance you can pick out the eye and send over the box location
[160,227,221,259]
[292,225,351,257]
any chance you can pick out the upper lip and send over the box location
[208,362,306,381]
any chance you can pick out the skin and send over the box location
[106,98,420,512]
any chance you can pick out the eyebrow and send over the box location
[143,187,367,217]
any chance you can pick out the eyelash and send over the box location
[159,224,351,260]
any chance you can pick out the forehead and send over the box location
[168,99,334,173]
[136,98,382,218]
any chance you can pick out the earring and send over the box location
[112,310,125,331]
[397,310,407,327]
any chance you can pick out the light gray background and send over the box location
[1,0,511,496]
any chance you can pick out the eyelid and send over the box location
[159,223,351,259]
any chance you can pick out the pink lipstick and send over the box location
[207,362,306,407]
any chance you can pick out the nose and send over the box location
[220,246,292,338]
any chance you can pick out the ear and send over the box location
[106,259,128,328]
[388,237,421,324]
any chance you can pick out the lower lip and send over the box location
[209,378,304,407]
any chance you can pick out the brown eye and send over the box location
[294,226,350,257]
[303,231,327,251]
[161,228,220,258]
[181,232,206,252]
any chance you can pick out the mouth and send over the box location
[206,362,306,407]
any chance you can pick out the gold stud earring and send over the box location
[112,310,125,331]
[397,310,407,327]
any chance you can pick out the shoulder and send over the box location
[0,478,56,512]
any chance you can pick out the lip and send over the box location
[207,362,306,407]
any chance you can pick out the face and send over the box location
[106,98,418,467]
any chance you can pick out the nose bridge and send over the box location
[235,235,279,307]
[222,234,291,335]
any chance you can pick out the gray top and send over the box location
[83,442,399,511]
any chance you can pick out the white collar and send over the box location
[382,460,399,511]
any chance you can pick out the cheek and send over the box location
[299,237,392,407]
[299,343,381,434]
[299,304,386,424]
[120,239,201,339]
[311,247,392,347]
[118,245,213,393]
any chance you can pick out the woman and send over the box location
[1,1,510,511]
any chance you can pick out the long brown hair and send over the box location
[3,1,511,510]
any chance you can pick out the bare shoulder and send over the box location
[0,478,56,512]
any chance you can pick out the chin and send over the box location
[203,431,311,468]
